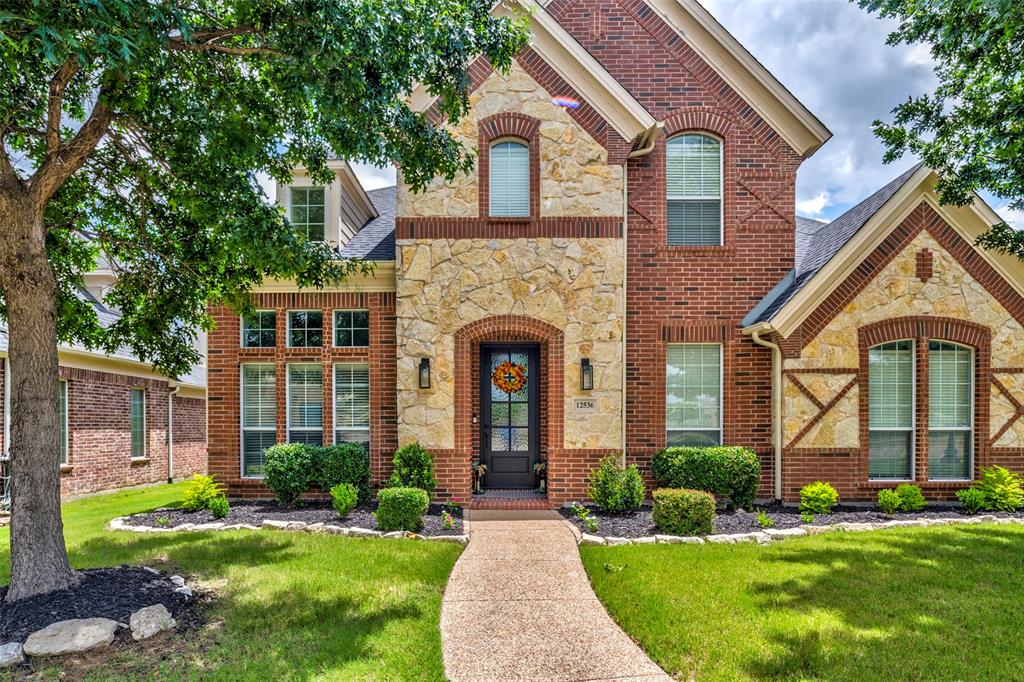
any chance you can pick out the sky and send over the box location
[348,0,1022,228]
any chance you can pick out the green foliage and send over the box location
[801,511,816,524]
[896,484,927,512]
[330,483,359,518]
[182,474,223,512]
[652,488,716,536]
[973,466,1024,512]
[440,510,455,531]
[756,511,775,529]
[263,444,316,506]
[651,447,760,509]
[800,482,839,515]
[588,456,646,514]
[209,495,231,519]
[315,444,372,505]
[956,487,987,514]
[387,443,437,495]
[856,0,1024,262]
[571,503,600,532]
[878,489,901,516]
[156,515,171,528]
[375,487,430,532]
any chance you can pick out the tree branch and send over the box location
[47,58,79,156]
[166,27,284,56]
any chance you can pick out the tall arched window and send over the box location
[489,139,530,217]
[666,133,722,246]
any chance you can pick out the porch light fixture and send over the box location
[580,358,593,391]
[418,358,431,389]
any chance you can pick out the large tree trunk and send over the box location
[0,200,77,602]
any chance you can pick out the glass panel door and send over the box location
[480,344,539,489]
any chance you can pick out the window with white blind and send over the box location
[666,133,722,246]
[666,344,722,447]
[928,341,973,480]
[287,364,323,445]
[241,364,276,477]
[290,187,326,241]
[58,380,68,465]
[868,341,914,480]
[334,363,370,450]
[242,311,276,348]
[130,388,146,459]
[489,140,530,217]
[288,310,323,348]
[334,310,369,347]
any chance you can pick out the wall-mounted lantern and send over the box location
[418,358,431,389]
[580,358,593,391]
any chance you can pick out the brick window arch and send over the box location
[477,113,541,220]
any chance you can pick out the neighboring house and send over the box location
[0,276,207,501]
[206,0,1024,504]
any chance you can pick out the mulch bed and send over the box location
[0,567,197,644]
[123,500,465,536]
[560,504,1024,539]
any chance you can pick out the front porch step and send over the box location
[467,489,555,510]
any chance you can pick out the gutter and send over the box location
[167,385,180,483]
[749,325,783,501]
[619,123,663,464]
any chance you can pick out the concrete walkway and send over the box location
[440,511,670,681]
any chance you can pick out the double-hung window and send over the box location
[130,388,146,459]
[666,344,722,447]
[334,310,369,347]
[666,133,722,246]
[334,363,370,451]
[290,187,326,241]
[928,341,973,480]
[868,341,914,480]
[241,364,277,477]
[242,311,276,348]
[288,310,323,348]
[287,364,323,445]
[58,380,68,465]
[489,140,530,217]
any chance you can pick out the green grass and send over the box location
[0,483,461,680]
[582,525,1024,681]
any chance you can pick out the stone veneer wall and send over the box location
[396,59,623,219]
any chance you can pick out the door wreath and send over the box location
[492,360,527,394]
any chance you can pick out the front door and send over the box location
[480,344,540,489]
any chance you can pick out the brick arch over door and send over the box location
[453,315,564,461]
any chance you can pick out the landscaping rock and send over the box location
[655,535,703,544]
[766,528,807,539]
[579,533,605,546]
[382,531,408,539]
[632,536,657,544]
[322,525,350,535]
[23,618,118,657]
[604,537,631,546]
[192,523,226,531]
[426,534,469,545]
[348,527,382,538]
[169,575,185,587]
[129,604,176,641]
[835,522,878,532]
[705,534,737,544]
[174,586,193,597]
[0,643,24,668]
[800,524,835,535]
[261,519,291,530]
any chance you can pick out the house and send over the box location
[0,272,207,501]
[206,0,1024,504]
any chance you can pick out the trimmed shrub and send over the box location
[651,446,760,509]
[375,487,430,532]
[263,443,317,506]
[877,489,901,516]
[956,487,986,513]
[799,481,838,515]
[652,488,716,536]
[330,483,359,518]
[588,456,646,514]
[315,444,372,504]
[208,495,230,519]
[182,474,223,512]
[974,465,1024,512]
[895,483,926,512]
[387,442,437,494]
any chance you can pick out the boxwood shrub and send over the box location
[375,487,430,532]
[262,444,317,506]
[652,488,716,536]
[387,442,437,494]
[315,443,372,504]
[799,481,839,515]
[588,455,646,514]
[651,446,760,509]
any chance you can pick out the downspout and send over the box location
[750,327,783,502]
[167,385,180,483]
[620,123,662,465]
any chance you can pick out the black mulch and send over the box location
[123,501,464,536]
[560,504,1024,539]
[0,566,197,644]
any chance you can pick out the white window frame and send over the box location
[332,309,370,348]
[130,387,146,460]
[288,185,326,242]
[666,132,724,247]
[333,363,370,448]
[240,363,277,479]
[489,137,531,218]
[286,363,323,445]
[58,379,69,466]
[665,343,724,447]
[867,339,916,482]
[241,310,277,348]
[286,310,323,348]
[927,340,975,482]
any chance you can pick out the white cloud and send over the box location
[796,192,830,217]
[997,205,1024,230]
[351,162,396,190]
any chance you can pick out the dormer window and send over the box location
[290,187,326,241]
[666,133,722,246]
[489,139,530,217]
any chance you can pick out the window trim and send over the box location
[129,387,146,460]
[332,309,371,348]
[333,363,371,448]
[665,342,724,447]
[286,309,324,348]
[665,131,724,248]
[58,379,69,466]
[927,340,975,482]
[240,363,277,479]
[488,137,531,219]
[867,339,916,483]
[286,363,323,445]
[241,310,277,348]
[288,185,326,242]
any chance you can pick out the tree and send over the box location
[0,0,527,601]
[856,0,1024,256]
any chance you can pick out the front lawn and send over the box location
[581,524,1024,680]
[0,483,461,680]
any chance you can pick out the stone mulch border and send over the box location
[108,516,469,545]
[577,515,1024,546]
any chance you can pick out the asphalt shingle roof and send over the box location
[337,186,396,261]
